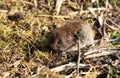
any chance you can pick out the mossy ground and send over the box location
[0,0,120,78]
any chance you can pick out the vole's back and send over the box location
[77,22,94,48]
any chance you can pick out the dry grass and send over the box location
[0,0,120,78]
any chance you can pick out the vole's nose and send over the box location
[51,44,56,50]
[51,44,63,52]
[51,44,59,51]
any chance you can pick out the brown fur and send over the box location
[49,20,94,52]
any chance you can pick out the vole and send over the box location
[49,19,94,52]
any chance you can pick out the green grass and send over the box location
[111,32,120,45]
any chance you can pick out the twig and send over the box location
[64,73,73,78]
[0,10,8,13]
[38,15,69,18]
[22,1,34,7]
[105,22,119,31]
[77,40,82,77]
[85,48,120,55]
[84,48,120,59]
[106,18,120,28]
[50,62,89,72]
[105,0,109,9]
[88,7,99,18]
[37,7,108,18]
[55,0,64,15]
[69,7,107,17]
[114,13,120,22]
[84,48,107,55]
[33,0,37,8]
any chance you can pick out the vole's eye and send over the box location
[57,39,62,44]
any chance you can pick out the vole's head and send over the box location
[49,27,75,52]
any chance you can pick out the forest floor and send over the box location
[0,0,120,78]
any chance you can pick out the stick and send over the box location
[69,7,107,16]
[84,48,120,59]
[38,15,69,18]
[55,0,64,15]
[50,62,88,72]
[0,10,8,13]
[106,18,120,28]
[76,40,82,77]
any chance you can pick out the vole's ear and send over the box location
[73,32,79,40]
[73,29,81,40]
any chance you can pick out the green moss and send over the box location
[111,32,120,45]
